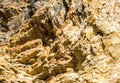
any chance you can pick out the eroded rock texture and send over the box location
[0,0,120,83]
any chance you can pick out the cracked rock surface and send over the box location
[0,0,120,83]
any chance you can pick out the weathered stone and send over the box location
[0,0,120,83]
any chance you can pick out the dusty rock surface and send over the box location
[0,0,120,83]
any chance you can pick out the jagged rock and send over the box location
[0,0,120,83]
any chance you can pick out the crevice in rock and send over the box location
[62,0,70,20]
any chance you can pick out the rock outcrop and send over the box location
[0,0,120,83]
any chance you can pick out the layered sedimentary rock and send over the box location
[0,0,120,83]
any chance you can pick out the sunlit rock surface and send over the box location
[0,0,120,83]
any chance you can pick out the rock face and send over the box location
[0,0,120,83]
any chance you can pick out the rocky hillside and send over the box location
[0,0,120,83]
